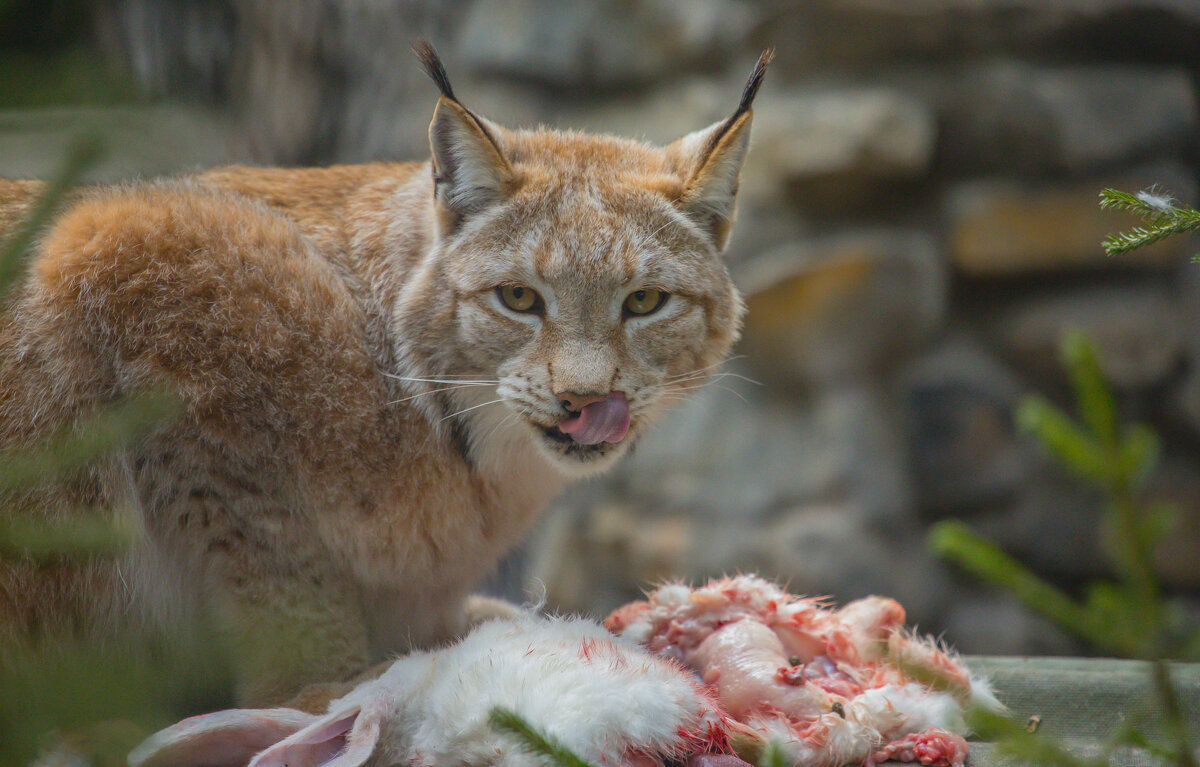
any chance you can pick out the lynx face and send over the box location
[448,156,742,472]
[399,47,769,477]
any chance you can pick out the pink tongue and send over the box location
[558,391,630,445]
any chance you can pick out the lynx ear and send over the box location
[671,49,773,250]
[414,40,514,227]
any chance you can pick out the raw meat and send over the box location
[607,575,999,767]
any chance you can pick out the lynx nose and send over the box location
[556,390,610,413]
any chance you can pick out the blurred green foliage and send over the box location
[0,138,229,766]
[0,0,136,107]
[929,189,1200,766]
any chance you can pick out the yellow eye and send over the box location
[624,288,666,316]
[498,284,540,313]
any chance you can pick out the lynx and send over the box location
[0,44,771,707]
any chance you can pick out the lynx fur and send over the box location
[0,44,771,707]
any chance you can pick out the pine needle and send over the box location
[488,707,594,767]
[1097,187,1200,259]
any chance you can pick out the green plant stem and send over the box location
[1150,660,1197,767]
[0,513,135,559]
[489,707,593,767]
[0,392,176,494]
[1109,492,1162,644]
[929,521,1099,644]
[0,133,103,300]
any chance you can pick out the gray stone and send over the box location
[534,74,737,145]
[897,335,1033,515]
[927,63,1197,176]
[1170,372,1200,441]
[737,229,946,385]
[533,500,947,626]
[1145,459,1200,589]
[945,162,1197,275]
[941,592,1083,656]
[615,375,823,520]
[528,381,919,616]
[762,507,949,625]
[996,284,1182,389]
[1170,260,1200,437]
[740,87,936,211]
[972,468,1109,580]
[612,380,913,524]
[774,0,1200,68]
[0,105,251,182]
[456,0,757,89]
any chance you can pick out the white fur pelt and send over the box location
[129,614,730,767]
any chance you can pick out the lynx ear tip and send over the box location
[412,38,457,102]
[735,48,775,118]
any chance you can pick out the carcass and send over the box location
[607,575,999,767]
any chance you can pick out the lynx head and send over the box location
[398,41,771,478]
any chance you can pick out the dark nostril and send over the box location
[560,399,574,412]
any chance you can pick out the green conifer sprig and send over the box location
[1098,188,1200,259]
[489,707,795,767]
[0,136,204,767]
[489,707,594,767]
[930,330,1199,766]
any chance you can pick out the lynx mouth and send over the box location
[537,423,622,460]
[556,391,630,445]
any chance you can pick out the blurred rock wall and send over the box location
[95,0,1200,654]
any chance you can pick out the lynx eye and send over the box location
[623,288,667,317]
[497,284,541,314]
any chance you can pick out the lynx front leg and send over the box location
[208,565,371,708]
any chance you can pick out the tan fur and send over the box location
[0,50,768,708]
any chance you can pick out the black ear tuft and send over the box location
[697,48,774,161]
[412,38,457,102]
[734,48,775,120]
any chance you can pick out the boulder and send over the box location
[737,229,946,385]
[609,377,911,524]
[995,284,1182,389]
[897,335,1033,515]
[456,0,757,89]
[1145,459,1200,589]
[761,507,950,625]
[972,468,1109,579]
[741,86,936,212]
[0,105,250,182]
[768,0,1200,69]
[929,62,1196,176]
[945,161,1197,275]
[940,592,1082,656]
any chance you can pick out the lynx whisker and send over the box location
[382,372,500,385]
[482,411,519,444]
[655,379,749,403]
[387,383,495,406]
[439,397,506,422]
[665,355,747,381]
[702,371,763,386]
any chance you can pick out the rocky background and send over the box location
[4,0,1200,655]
